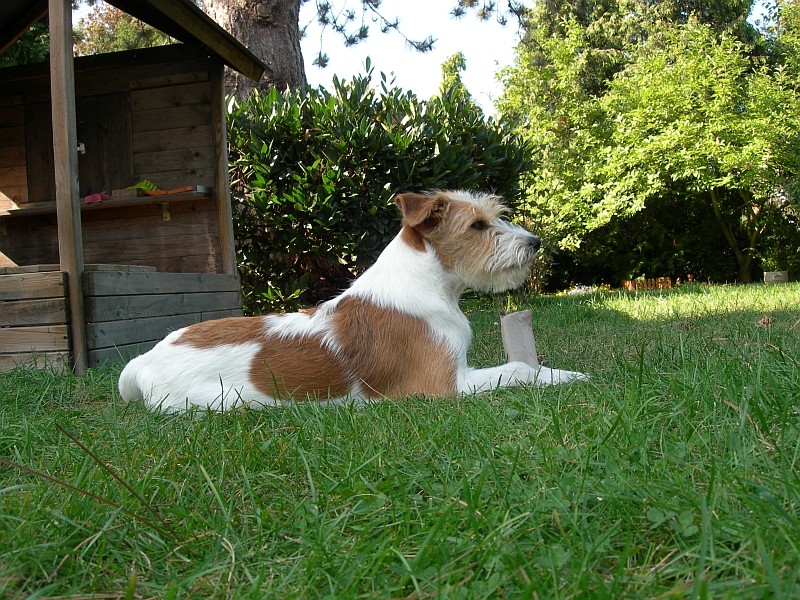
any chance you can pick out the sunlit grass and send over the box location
[1,283,798,598]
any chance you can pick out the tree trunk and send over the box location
[203,0,306,100]
[709,188,754,283]
[738,254,753,284]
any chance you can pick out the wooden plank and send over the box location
[89,340,158,367]
[0,297,67,327]
[0,165,27,188]
[84,271,240,296]
[0,264,59,274]
[0,106,24,128]
[76,58,212,100]
[25,102,55,203]
[0,245,59,269]
[49,0,87,373]
[0,324,69,352]
[83,233,219,270]
[0,145,26,166]
[0,186,28,205]
[131,104,211,133]
[132,125,212,154]
[85,291,241,322]
[0,95,24,108]
[0,203,221,274]
[0,125,25,148]
[0,48,213,99]
[79,196,215,223]
[0,352,69,373]
[129,70,210,91]
[0,219,59,267]
[85,264,157,272]
[132,167,215,190]
[0,271,65,300]
[87,308,242,348]
[133,146,214,175]
[211,64,237,276]
[82,207,216,244]
[0,264,155,274]
[0,191,211,217]
[76,93,133,197]
[130,82,211,112]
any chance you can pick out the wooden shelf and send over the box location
[0,190,212,218]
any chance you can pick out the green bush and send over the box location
[227,70,529,313]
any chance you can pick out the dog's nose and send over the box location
[529,235,541,252]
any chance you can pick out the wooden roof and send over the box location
[0,0,266,81]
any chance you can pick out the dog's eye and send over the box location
[471,220,488,231]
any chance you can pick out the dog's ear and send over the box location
[395,193,450,230]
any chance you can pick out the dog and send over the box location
[118,190,587,412]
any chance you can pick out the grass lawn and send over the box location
[1,283,799,598]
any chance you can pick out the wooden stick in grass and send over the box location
[500,309,540,368]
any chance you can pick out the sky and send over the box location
[299,0,524,115]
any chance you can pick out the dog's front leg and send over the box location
[458,363,589,394]
[458,362,538,394]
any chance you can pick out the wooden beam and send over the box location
[108,0,266,82]
[144,0,266,82]
[49,0,88,373]
[210,64,237,276]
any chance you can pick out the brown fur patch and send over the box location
[249,335,350,400]
[175,316,268,347]
[331,297,457,397]
[396,192,452,253]
[399,223,426,251]
[175,316,350,400]
[395,192,449,228]
[395,192,505,272]
[420,199,498,271]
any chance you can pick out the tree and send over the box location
[497,18,613,250]
[203,0,306,100]
[601,21,800,282]
[498,0,800,284]
[74,3,172,55]
[0,22,49,67]
[436,51,478,108]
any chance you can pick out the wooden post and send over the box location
[211,63,238,276]
[49,0,88,373]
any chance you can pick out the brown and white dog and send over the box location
[118,190,587,412]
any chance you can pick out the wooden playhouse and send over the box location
[0,0,266,372]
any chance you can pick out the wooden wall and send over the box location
[1,199,224,273]
[0,45,229,274]
[84,270,242,366]
[0,104,27,207]
[0,271,69,371]
[0,268,243,371]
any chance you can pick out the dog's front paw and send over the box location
[535,366,589,385]
[504,361,540,386]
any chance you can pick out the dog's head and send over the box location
[395,190,540,293]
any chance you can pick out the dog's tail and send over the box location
[118,358,144,402]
